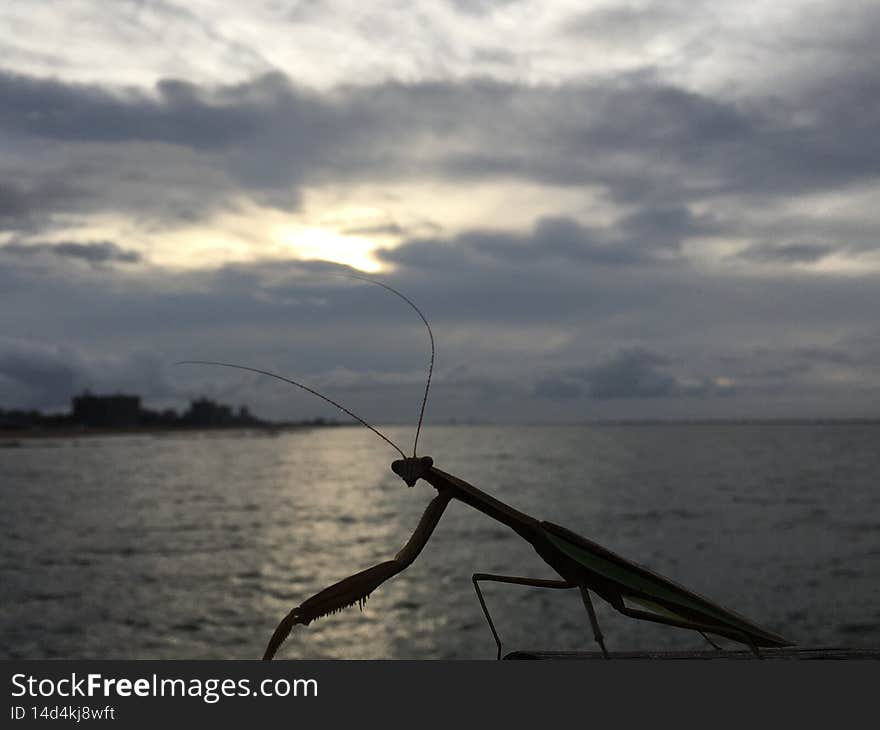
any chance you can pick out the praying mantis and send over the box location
[182,277,792,660]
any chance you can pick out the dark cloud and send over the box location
[0,336,178,411]
[563,3,695,42]
[0,72,258,147]
[532,377,583,401]
[447,0,523,16]
[736,243,839,264]
[0,339,86,408]
[341,222,406,237]
[2,62,880,231]
[472,217,647,264]
[1,240,141,265]
[581,348,678,400]
[581,347,735,400]
[533,347,738,403]
[534,347,744,403]
[533,347,731,401]
[0,182,31,222]
[377,214,684,271]
[0,180,82,232]
[618,205,719,251]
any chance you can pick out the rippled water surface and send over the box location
[1,424,878,658]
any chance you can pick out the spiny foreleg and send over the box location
[263,490,452,660]
[262,560,405,659]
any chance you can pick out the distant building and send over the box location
[138,406,180,427]
[1,392,271,432]
[0,409,45,429]
[72,393,142,427]
[183,398,234,427]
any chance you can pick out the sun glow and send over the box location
[277,226,383,272]
[39,206,391,273]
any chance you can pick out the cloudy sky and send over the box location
[1,0,879,427]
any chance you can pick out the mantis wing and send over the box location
[540,521,791,647]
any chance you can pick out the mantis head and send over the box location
[392,456,434,487]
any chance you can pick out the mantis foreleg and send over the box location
[263,490,452,659]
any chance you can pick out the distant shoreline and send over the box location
[0,423,326,440]
[2,418,879,442]
[561,418,880,426]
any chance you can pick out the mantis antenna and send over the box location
[342,274,434,457]
[177,275,435,460]
[176,360,407,459]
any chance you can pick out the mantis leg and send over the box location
[263,491,452,660]
[699,631,724,651]
[610,598,764,659]
[578,586,610,659]
[471,573,575,660]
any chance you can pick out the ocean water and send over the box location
[1,424,878,659]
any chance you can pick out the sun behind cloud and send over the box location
[277,225,382,273]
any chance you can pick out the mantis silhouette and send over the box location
[182,277,792,660]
